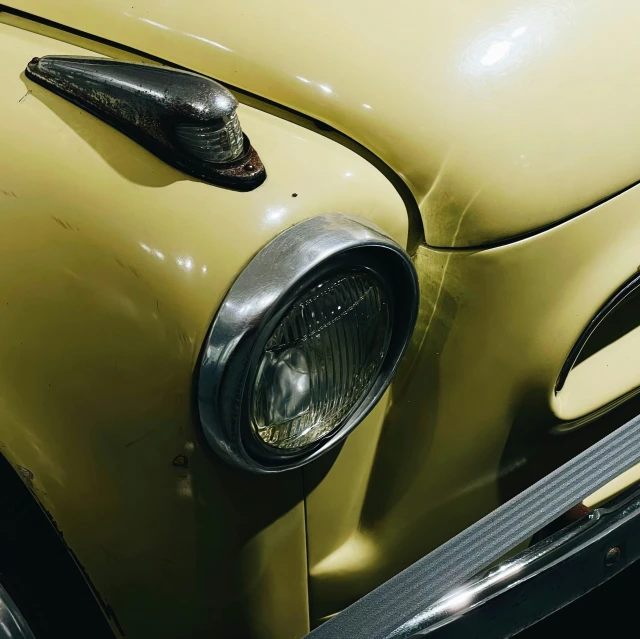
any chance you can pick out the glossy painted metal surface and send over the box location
[5,3,640,636]
[304,174,640,622]
[0,19,408,639]
[6,1,640,246]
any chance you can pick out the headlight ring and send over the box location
[197,214,419,473]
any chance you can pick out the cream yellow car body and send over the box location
[8,0,640,247]
[0,15,409,637]
[0,2,639,638]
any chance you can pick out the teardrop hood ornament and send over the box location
[25,56,266,191]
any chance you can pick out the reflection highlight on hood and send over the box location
[139,242,165,261]
[295,74,336,98]
[137,16,232,53]
[480,26,528,66]
[472,24,528,71]
[481,39,513,66]
[462,5,565,76]
[176,256,194,271]
[265,204,288,225]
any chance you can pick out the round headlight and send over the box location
[197,214,418,473]
[251,270,391,450]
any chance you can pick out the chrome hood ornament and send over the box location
[26,56,266,191]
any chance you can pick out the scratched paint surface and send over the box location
[0,17,407,639]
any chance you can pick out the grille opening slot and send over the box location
[574,284,640,367]
[554,274,640,422]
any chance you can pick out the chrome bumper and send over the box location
[308,411,640,639]
[408,483,640,637]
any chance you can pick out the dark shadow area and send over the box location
[0,452,118,638]
[358,263,456,528]
[499,388,640,505]
[520,556,640,638]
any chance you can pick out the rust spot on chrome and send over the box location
[25,56,266,191]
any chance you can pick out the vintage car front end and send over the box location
[1,1,640,637]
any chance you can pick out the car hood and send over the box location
[8,0,640,246]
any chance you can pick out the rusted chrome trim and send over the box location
[307,412,640,639]
[25,55,266,191]
[404,484,640,637]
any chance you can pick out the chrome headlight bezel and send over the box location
[197,214,419,473]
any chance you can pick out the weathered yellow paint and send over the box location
[0,19,408,638]
[6,1,640,247]
[3,2,640,635]
[305,178,640,620]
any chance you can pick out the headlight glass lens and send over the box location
[251,270,391,450]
